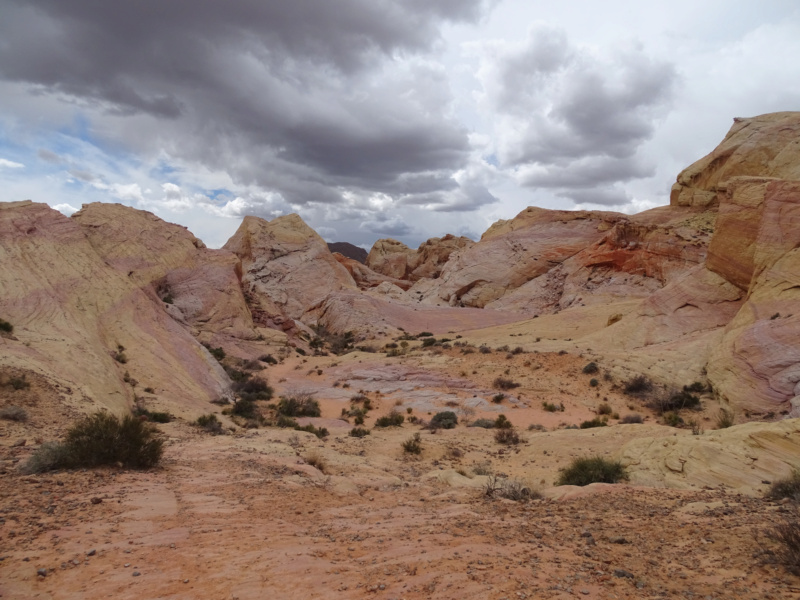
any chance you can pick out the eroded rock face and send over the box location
[706,179,800,414]
[366,235,474,282]
[414,208,625,308]
[224,214,357,321]
[0,201,231,416]
[671,112,800,208]
[332,252,412,291]
[72,203,258,341]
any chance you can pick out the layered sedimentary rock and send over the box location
[671,112,800,208]
[332,253,412,291]
[224,214,357,322]
[72,203,258,341]
[366,235,473,282]
[0,201,231,415]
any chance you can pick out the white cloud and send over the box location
[0,158,24,169]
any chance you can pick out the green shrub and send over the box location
[0,318,13,333]
[349,427,370,438]
[402,433,422,454]
[196,413,223,433]
[418,332,433,337]
[430,411,458,430]
[557,456,627,486]
[623,375,652,396]
[277,393,321,417]
[493,377,520,390]
[275,414,299,428]
[421,337,437,348]
[23,412,164,472]
[619,414,643,424]
[580,417,607,429]
[494,414,512,429]
[494,428,521,445]
[8,375,30,390]
[375,411,405,427]
[294,424,329,439]
[231,398,258,419]
[162,294,174,304]
[133,406,172,423]
[582,362,599,375]
[469,418,495,429]
[597,403,612,415]
[542,401,564,412]
[768,470,800,502]
[0,405,28,422]
[234,377,273,402]
[589,378,599,387]
[492,393,506,403]
[663,411,683,427]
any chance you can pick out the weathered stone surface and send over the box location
[671,112,800,207]
[366,234,474,282]
[332,252,412,291]
[0,201,231,415]
[620,419,800,492]
[72,203,258,341]
[414,207,625,308]
[224,214,357,321]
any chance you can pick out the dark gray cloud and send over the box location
[0,0,493,212]
[481,25,676,206]
[556,187,632,207]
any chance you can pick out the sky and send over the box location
[0,1,798,249]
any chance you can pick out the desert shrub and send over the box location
[24,412,164,471]
[623,375,652,396]
[349,427,370,438]
[479,345,491,354]
[0,405,28,421]
[494,414,512,429]
[402,432,422,454]
[663,411,683,427]
[493,377,520,391]
[768,470,800,502]
[469,418,495,429]
[716,407,735,429]
[429,411,458,430]
[582,362,599,375]
[421,337,437,348]
[494,428,521,445]
[113,351,128,364]
[528,423,547,432]
[231,398,258,419]
[542,401,564,412]
[619,413,643,424]
[304,450,327,472]
[557,456,627,486]
[685,381,707,393]
[203,344,226,360]
[765,517,800,575]
[0,318,13,333]
[492,393,506,403]
[295,424,329,439]
[580,417,607,429]
[350,393,369,403]
[484,475,540,501]
[20,442,72,474]
[234,377,273,402]
[143,387,155,394]
[133,406,172,423]
[275,414,299,428]
[6,375,30,390]
[196,413,223,434]
[375,411,405,427]
[259,354,278,365]
[277,393,321,417]
[418,332,433,337]
[589,378,599,387]
[597,403,612,415]
[650,389,701,414]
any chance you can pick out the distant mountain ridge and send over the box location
[327,242,367,264]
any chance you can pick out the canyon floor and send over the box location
[2,337,800,599]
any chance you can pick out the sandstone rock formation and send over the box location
[224,214,357,322]
[366,234,473,282]
[327,241,368,264]
[0,201,231,416]
[72,203,259,344]
[671,111,800,208]
[332,253,412,291]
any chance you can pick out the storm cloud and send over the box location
[478,24,676,207]
[0,0,494,231]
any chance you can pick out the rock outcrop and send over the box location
[224,214,357,322]
[332,253,413,291]
[327,242,368,264]
[72,203,259,343]
[366,235,474,282]
[671,112,800,208]
[0,201,231,416]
